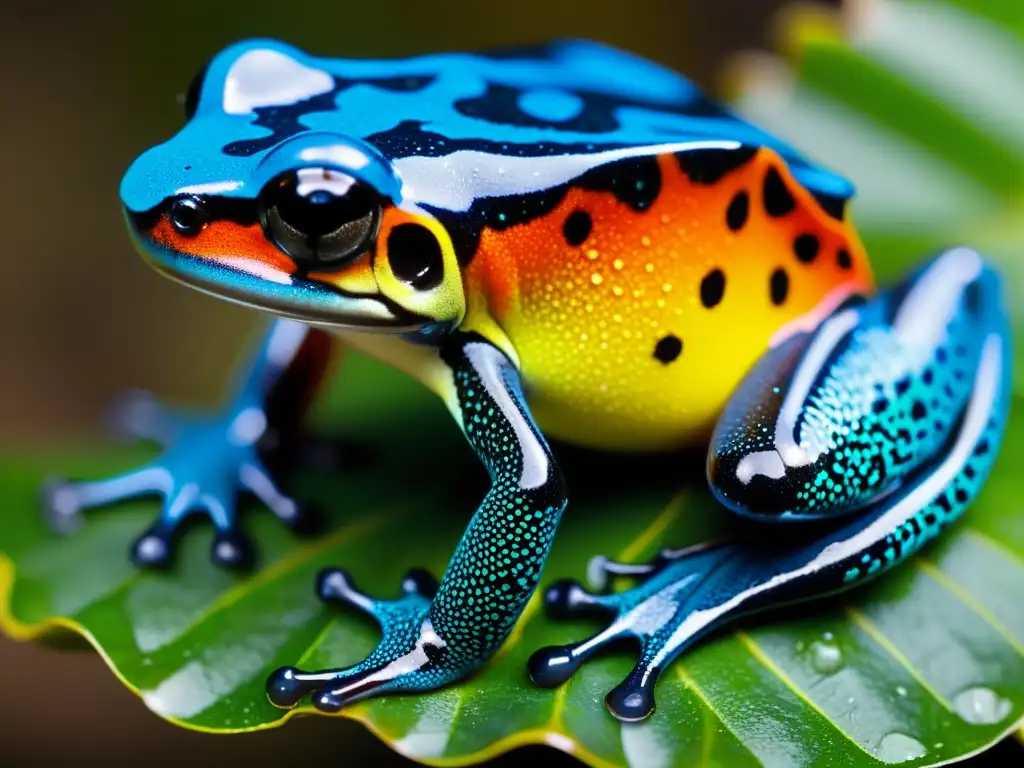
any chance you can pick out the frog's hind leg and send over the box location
[530,248,1012,722]
[41,319,334,569]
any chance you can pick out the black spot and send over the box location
[726,191,749,232]
[895,378,911,396]
[911,401,927,420]
[923,512,937,526]
[563,210,592,246]
[700,269,726,308]
[923,369,934,385]
[975,440,990,456]
[676,146,757,185]
[872,398,889,415]
[793,234,820,263]
[653,335,683,364]
[936,494,953,513]
[763,167,796,217]
[964,279,982,316]
[954,488,969,504]
[387,223,444,290]
[837,248,852,270]
[769,268,789,305]
[964,465,976,480]
[811,191,847,221]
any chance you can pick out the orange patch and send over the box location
[464,148,874,451]
[148,217,297,274]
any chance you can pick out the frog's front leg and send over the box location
[531,248,1012,721]
[266,332,568,711]
[41,318,332,569]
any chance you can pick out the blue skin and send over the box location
[43,38,1012,721]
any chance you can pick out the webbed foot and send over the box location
[41,387,320,570]
[529,542,735,722]
[266,567,455,711]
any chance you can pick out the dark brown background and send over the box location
[0,1,1017,765]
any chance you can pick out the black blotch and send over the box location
[793,234,820,263]
[387,223,444,290]
[923,369,934,385]
[769,268,789,305]
[726,191,749,232]
[895,378,911,396]
[653,334,683,364]
[454,83,620,133]
[872,398,890,415]
[936,494,953,513]
[578,155,661,211]
[837,248,853,270]
[975,439,990,456]
[965,465,976,480]
[955,488,969,504]
[923,512,938,526]
[427,155,658,266]
[676,146,757,185]
[912,401,927,420]
[964,279,983,316]
[224,75,435,157]
[811,191,847,221]
[563,210,592,246]
[763,167,796,217]
[700,269,726,309]
[183,60,210,121]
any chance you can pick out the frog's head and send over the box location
[119,41,464,335]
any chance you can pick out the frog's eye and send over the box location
[259,168,382,269]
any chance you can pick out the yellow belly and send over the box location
[464,151,874,452]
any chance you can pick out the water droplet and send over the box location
[895,686,907,697]
[878,733,927,763]
[809,639,844,675]
[954,686,1012,725]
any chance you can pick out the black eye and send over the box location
[387,223,444,290]
[183,61,209,121]
[260,169,381,269]
[169,196,207,237]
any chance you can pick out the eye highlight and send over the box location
[259,168,381,270]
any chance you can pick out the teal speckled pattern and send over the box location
[531,249,1012,722]
[266,334,568,712]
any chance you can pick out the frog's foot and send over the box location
[41,388,319,570]
[267,567,458,712]
[529,542,738,722]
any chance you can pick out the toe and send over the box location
[606,674,658,722]
[211,529,255,570]
[132,524,174,568]
[401,568,438,599]
[40,476,83,535]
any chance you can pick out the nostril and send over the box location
[169,196,208,237]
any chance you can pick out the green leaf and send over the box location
[4,1,1024,766]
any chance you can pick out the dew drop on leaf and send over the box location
[809,638,844,675]
[878,733,927,763]
[953,687,1012,725]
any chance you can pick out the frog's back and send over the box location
[150,38,873,451]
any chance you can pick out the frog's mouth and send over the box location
[124,206,429,333]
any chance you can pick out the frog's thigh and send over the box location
[708,248,1006,523]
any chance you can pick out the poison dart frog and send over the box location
[43,38,1011,722]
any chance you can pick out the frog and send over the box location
[41,37,1011,723]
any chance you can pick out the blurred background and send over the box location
[0,0,1018,765]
